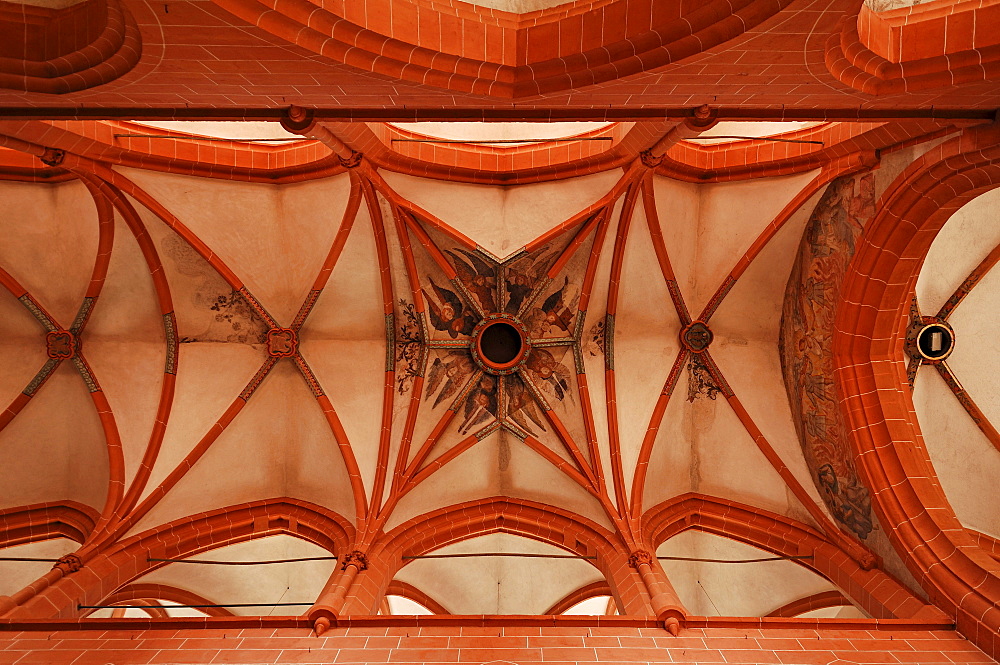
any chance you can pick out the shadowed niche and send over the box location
[479,321,522,365]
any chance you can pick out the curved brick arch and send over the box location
[0,119,954,187]
[0,502,100,549]
[0,0,141,94]
[543,580,614,615]
[338,497,654,617]
[826,0,1000,95]
[96,583,235,617]
[2,499,354,619]
[834,124,1000,658]
[211,0,792,98]
[643,493,940,620]
[766,589,851,618]
[384,580,451,615]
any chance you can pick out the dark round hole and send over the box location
[917,323,953,360]
[479,322,522,365]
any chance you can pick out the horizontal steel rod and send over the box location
[390,137,614,143]
[146,556,338,565]
[402,553,597,560]
[684,136,824,145]
[113,135,616,144]
[5,108,995,122]
[114,134,303,142]
[403,553,814,563]
[79,603,312,609]
[657,555,814,563]
[5,554,812,564]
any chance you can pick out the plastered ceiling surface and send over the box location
[0,155,858,616]
[0,118,996,631]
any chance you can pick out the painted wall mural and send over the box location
[780,172,877,540]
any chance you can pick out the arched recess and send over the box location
[643,493,940,620]
[834,125,1000,658]
[341,498,652,617]
[90,599,171,618]
[655,530,862,618]
[0,501,98,548]
[766,589,854,618]
[390,532,604,615]
[2,499,353,619]
[95,583,233,617]
[96,534,337,617]
[0,502,99,602]
[544,580,614,615]
[384,581,449,615]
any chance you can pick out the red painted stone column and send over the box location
[309,550,369,635]
[628,550,686,635]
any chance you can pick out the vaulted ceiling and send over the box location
[1,0,1000,660]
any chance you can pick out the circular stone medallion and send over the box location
[680,320,713,353]
[915,321,954,361]
[472,314,531,375]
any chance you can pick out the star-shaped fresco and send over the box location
[386,196,606,502]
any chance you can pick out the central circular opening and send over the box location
[916,323,954,361]
[479,322,522,365]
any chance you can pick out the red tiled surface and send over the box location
[0,623,993,664]
[0,118,961,186]
[0,0,141,94]
[0,0,996,110]
[859,0,1000,64]
[833,124,1000,662]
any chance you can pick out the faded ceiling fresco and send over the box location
[3,0,1000,660]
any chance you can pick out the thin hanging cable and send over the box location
[399,553,811,562]
[697,580,722,615]
[268,586,291,617]
[113,133,820,146]
[79,602,313,610]
[8,553,809,564]
[114,134,305,142]
[390,137,614,144]
[112,135,617,145]
[146,556,337,565]
[656,555,813,564]
[683,135,824,145]
[401,552,597,560]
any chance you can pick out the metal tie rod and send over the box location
[401,553,812,563]
[684,135,824,145]
[146,556,338,565]
[390,137,614,144]
[7,554,811,564]
[657,555,813,563]
[79,602,312,610]
[114,134,304,142]
[402,552,596,560]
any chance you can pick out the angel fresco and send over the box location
[425,350,475,408]
[504,250,557,314]
[505,375,547,436]
[523,276,575,338]
[447,249,497,312]
[407,235,586,449]
[458,374,498,435]
[423,278,478,338]
[525,347,573,402]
